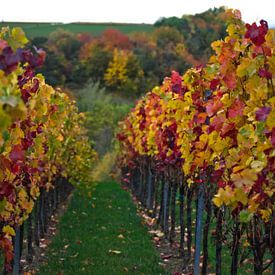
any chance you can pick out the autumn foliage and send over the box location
[118,11,274,228]
[0,27,96,269]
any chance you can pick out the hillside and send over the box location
[0,22,154,37]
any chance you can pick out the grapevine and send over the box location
[118,10,275,272]
[0,27,96,269]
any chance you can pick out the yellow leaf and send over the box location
[266,109,275,129]
[213,196,223,207]
[221,93,232,108]
[57,134,64,142]
[30,186,40,198]
[232,165,246,173]
[3,225,15,236]
[259,209,272,222]
[18,188,27,200]
[11,27,28,45]
[236,58,257,78]
[250,160,265,173]
[231,169,257,188]
[213,186,234,207]
[234,188,248,206]
[248,195,260,213]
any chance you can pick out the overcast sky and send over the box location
[1,0,275,27]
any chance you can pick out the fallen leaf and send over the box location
[161,254,172,260]
[108,249,122,255]
[156,231,164,238]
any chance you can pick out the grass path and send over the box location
[38,181,167,275]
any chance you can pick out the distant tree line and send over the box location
[31,7,227,98]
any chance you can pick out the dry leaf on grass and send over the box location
[108,249,122,255]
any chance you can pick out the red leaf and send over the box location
[208,115,225,133]
[228,99,245,118]
[210,79,220,90]
[0,40,8,51]
[196,112,208,124]
[9,144,25,162]
[271,128,275,147]
[220,122,236,138]
[245,20,268,46]
[11,164,21,174]
[0,156,11,170]
[256,106,271,121]
[252,45,272,58]
[218,180,226,188]
[0,181,14,199]
[170,71,182,94]
[258,68,272,79]
[206,99,223,117]
[223,72,237,90]
[161,254,172,260]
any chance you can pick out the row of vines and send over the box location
[118,10,274,274]
[0,27,96,271]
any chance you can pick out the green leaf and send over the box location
[0,108,11,131]
[0,198,7,213]
[0,96,18,107]
[239,210,253,223]
[2,130,10,142]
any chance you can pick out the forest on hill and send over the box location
[28,7,227,97]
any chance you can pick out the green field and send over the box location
[0,22,154,38]
[38,181,166,275]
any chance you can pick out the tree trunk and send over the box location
[169,179,177,243]
[194,184,204,275]
[34,200,40,245]
[157,177,164,227]
[146,161,153,210]
[153,174,159,218]
[202,195,212,275]
[13,227,22,275]
[141,159,147,206]
[27,213,33,263]
[186,187,193,261]
[163,180,171,237]
[252,216,265,275]
[231,217,240,275]
[179,182,185,257]
[215,208,223,275]
[39,191,45,238]
[43,191,48,233]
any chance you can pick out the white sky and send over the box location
[1,0,275,26]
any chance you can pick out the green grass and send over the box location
[0,22,154,38]
[38,181,167,275]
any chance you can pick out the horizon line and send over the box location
[1,20,275,29]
